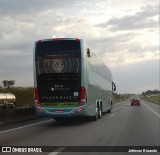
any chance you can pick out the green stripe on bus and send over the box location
[41,102,78,108]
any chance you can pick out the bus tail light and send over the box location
[76,108,83,113]
[78,86,87,106]
[35,102,43,107]
[34,88,39,100]
[34,88,43,107]
[37,108,42,113]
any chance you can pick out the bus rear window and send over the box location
[35,40,81,57]
[35,40,81,74]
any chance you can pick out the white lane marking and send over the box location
[48,147,66,155]
[110,112,117,117]
[114,101,127,106]
[114,103,122,106]
[0,119,53,134]
[142,103,160,118]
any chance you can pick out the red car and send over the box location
[131,97,140,106]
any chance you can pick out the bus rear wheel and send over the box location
[92,104,102,121]
[98,104,102,119]
[92,106,98,121]
[107,109,111,113]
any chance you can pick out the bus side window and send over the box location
[87,48,90,57]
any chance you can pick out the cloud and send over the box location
[0,0,159,93]
[97,5,159,30]
[89,4,159,67]
[111,58,159,94]
[0,52,33,86]
[88,29,159,67]
[0,0,78,16]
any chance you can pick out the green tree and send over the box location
[2,80,15,88]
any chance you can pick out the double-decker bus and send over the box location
[33,38,116,121]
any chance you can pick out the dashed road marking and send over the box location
[48,147,66,155]
[0,119,53,134]
[114,103,122,106]
[142,102,160,118]
[110,112,117,117]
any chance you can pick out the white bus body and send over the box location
[33,38,116,121]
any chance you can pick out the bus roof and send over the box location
[36,38,81,43]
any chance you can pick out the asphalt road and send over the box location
[0,100,160,155]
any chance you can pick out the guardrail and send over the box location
[0,108,37,126]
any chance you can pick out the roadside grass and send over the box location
[0,87,34,108]
[141,95,160,105]
[113,99,125,104]
[113,93,129,104]
[1,87,158,108]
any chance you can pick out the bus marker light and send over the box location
[37,40,41,43]
[76,38,80,41]
[53,38,63,41]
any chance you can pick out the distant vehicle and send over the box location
[131,97,140,106]
[33,38,116,121]
[0,93,16,109]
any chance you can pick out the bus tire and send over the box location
[92,105,98,121]
[107,102,112,113]
[107,109,111,113]
[107,107,111,113]
[98,104,102,119]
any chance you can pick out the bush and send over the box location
[0,87,34,108]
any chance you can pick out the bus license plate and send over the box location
[55,110,64,113]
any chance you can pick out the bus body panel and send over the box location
[80,40,113,116]
[34,38,114,118]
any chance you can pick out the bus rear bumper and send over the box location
[35,104,89,118]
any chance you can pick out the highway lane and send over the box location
[0,100,159,155]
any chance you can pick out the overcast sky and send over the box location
[0,0,159,94]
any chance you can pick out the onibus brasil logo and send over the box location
[52,59,64,73]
